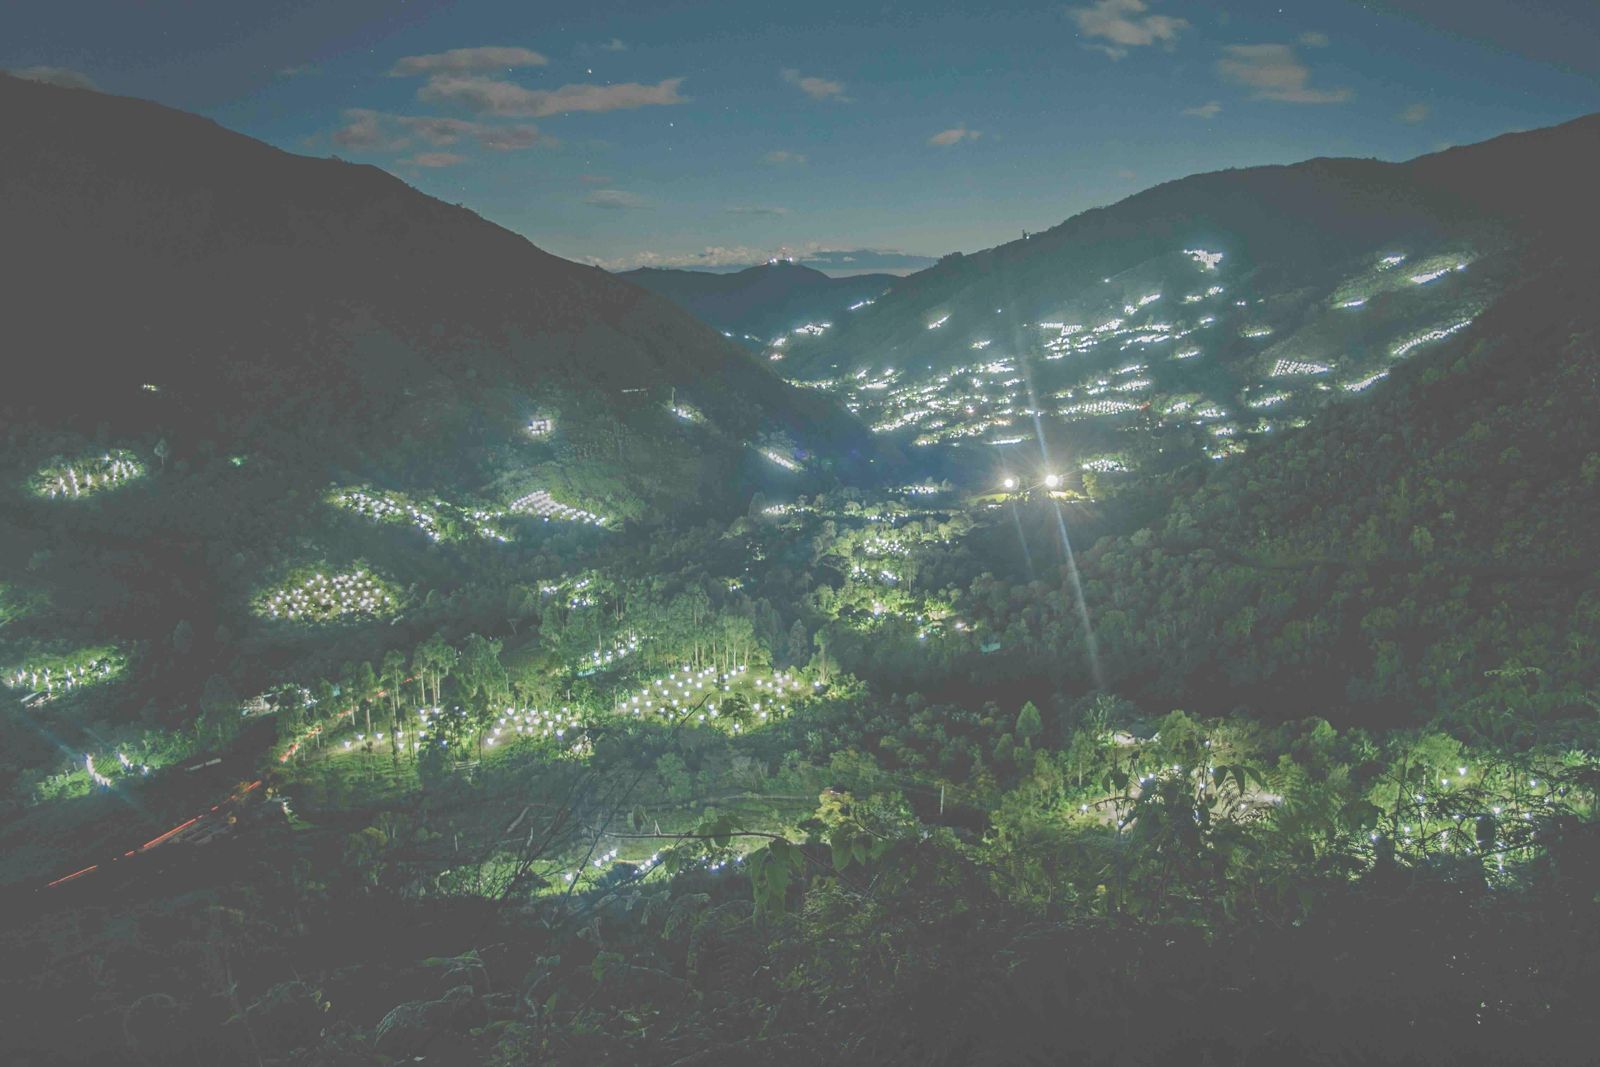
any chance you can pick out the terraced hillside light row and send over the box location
[782,241,1490,478]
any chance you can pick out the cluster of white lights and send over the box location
[1391,317,1474,359]
[1080,456,1129,473]
[1270,359,1331,378]
[1343,369,1390,393]
[927,314,950,330]
[1378,253,1407,268]
[670,403,705,424]
[6,650,123,700]
[760,447,802,472]
[1246,392,1292,409]
[259,568,397,622]
[1060,399,1141,419]
[848,298,875,311]
[84,754,113,788]
[331,487,510,543]
[586,632,643,669]
[616,664,807,730]
[1241,326,1275,339]
[331,487,443,540]
[488,705,588,749]
[1185,249,1224,270]
[34,451,144,499]
[1409,263,1467,285]
[508,490,608,526]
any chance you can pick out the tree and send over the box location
[1015,701,1043,748]
[456,634,509,755]
[171,619,194,657]
[413,632,456,708]
[507,585,537,635]
[382,649,407,758]
[354,660,378,737]
[197,674,239,749]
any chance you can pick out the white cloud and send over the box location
[1217,43,1351,104]
[585,189,650,210]
[1182,100,1222,119]
[761,149,807,165]
[394,116,480,145]
[402,152,467,168]
[928,125,981,146]
[334,112,550,154]
[389,46,548,77]
[9,65,98,90]
[1070,0,1188,59]
[782,69,848,101]
[726,205,789,216]
[418,75,686,117]
[601,38,628,52]
[1397,102,1431,124]
[477,124,548,150]
[1299,31,1331,48]
[332,109,408,150]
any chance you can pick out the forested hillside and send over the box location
[3,76,1598,1067]
[771,115,1600,484]
[0,72,889,516]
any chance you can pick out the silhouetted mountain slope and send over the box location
[954,234,1600,725]
[0,73,891,515]
[780,113,1600,484]
[619,261,896,349]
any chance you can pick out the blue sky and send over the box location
[5,0,1598,273]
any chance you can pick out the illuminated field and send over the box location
[4,646,126,703]
[256,567,401,622]
[31,450,144,499]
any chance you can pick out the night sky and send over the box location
[5,0,1597,274]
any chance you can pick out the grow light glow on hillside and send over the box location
[32,451,144,499]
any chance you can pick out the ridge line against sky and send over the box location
[4,0,1596,275]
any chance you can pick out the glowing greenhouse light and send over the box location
[1270,359,1331,378]
[1391,318,1474,359]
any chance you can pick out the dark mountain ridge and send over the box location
[620,260,897,350]
[777,112,1600,483]
[0,73,894,515]
[798,112,1600,371]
